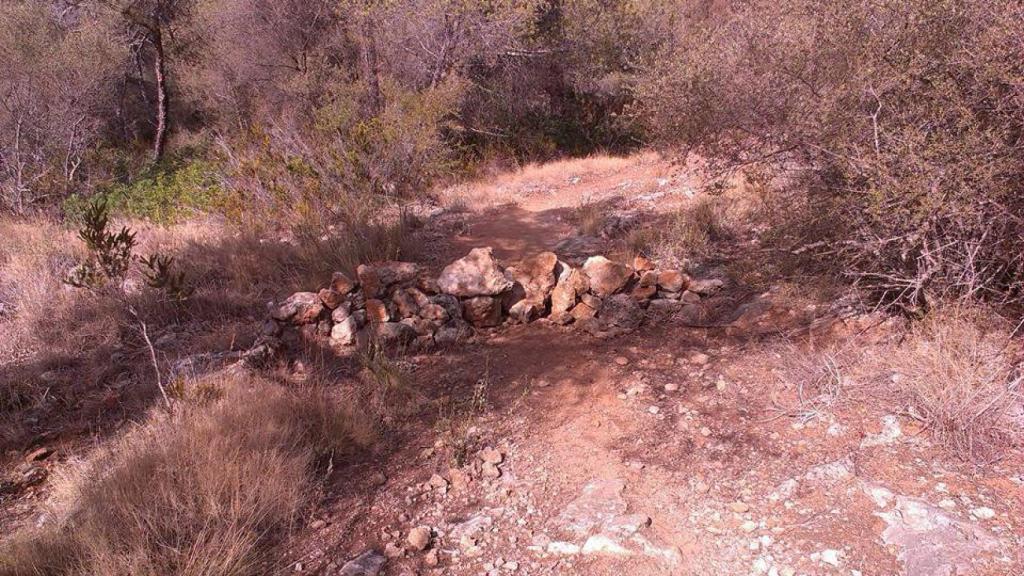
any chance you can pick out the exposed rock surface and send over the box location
[582,256,632,298]
[438,247,513,297]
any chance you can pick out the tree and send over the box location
[103,0,196,161]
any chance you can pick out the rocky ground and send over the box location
[275,156,1023,576]
[3,155,1021,575]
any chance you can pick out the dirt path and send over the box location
[292,155,1022,576]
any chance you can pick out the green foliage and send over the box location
[64,198,193,300]
[65,199,137,288]
[65,159,223,224]
[140,254,194,301]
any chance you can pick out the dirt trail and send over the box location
[295,155,1022,576]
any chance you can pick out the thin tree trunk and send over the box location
[360,20,382,115]
[152,25,168,161]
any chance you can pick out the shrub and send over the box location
[0,376,371,576]
[64,159,224,224]
[639,0,1024,310]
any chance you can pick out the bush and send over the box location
[65,159,224,224]
[639,0,1024,310]
[0,376,371,576]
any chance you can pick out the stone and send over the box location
[373,322,417,346]
[879,495,1002,576]
[598,294,643,332]
[430,294,462,320]
[318,288,345,309]
[559,478,628,536]
[339,550,386,576]
[582,256,632,297]
[449,467,471,489]
[861,415,903,448]
[463,296,503,328]
[428,474,449,490]
[582,534,631,556]
[383,543,404,558]
[331,302,352,323]
[689,351,710,365]
[819,549,843,567]
[310,519,326,530]
[656,270,688,293]
[434,319,472,346]
[358,261,420,298]
[509,299,543,323]
[551,268,589,315]
[482,461,502,478]
[438,247,513,297]
[365,299,391,323]
[688,278,724,296]
[546,542,581,555]
[407,526,432,551]
[400,317,436,336]
[570,302,596,321]
[970,507,996,520]
[631,270,658,300]
[423,549,438,566]
[272,292,323,324]
[479,447,504,464]
[452,514,493,548]
[331,271,357,295]
[580,293,602,309]
[392,288,426,318]
[330,317,359,346]
[730,501,750,513]
[418,303,449,323]
[508,251,559,301]
[680,290,701,304]
[633,255,655,271]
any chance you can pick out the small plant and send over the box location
[64,198,192,301]
[65,198,137,288]
[140,254,194,301]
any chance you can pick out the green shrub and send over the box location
[65,159,224,224]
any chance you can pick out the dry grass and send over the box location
[0,372,372,576]
[631,195,733,267]
[884,308,1023,461]
[573,196,604,236]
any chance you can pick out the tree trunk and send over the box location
[151,25,168,161]
[359,21,382,116]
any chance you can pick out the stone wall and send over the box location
[265,247,723,350]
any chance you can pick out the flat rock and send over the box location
[559,478,628,536]
[879,496,1002,576]
[656,270,689,293]
[373,322,417,346]
[357,261,420,298]
[438,247,513,297]
[339,550,386,576]
[271,292,323,324]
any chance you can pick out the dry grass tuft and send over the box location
[885,308,1022,461]
[573,197,604,236]
[0,373,371,576]
[632,195,733,267]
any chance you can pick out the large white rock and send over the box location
[438,247,513,297]
[582,256,632,298]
